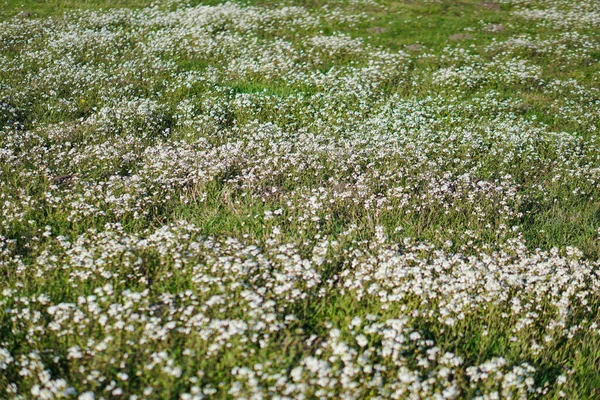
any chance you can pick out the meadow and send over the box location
[1,0,600,398]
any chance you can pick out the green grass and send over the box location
[1,0,600,398]
[0,0,151,19]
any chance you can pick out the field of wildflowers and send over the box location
[1,0,600,398]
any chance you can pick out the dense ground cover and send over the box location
[1,0,600,398]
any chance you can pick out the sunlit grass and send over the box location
[1,0,600,398]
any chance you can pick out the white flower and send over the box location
[356,334,368,347]
[0,348,13,370]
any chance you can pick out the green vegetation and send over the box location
[1,0,600,398]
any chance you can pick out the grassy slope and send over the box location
[1,0,600,398]
[4,0,598,257]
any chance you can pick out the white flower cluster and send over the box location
[0,0,598,397]
[3,222,589,398]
